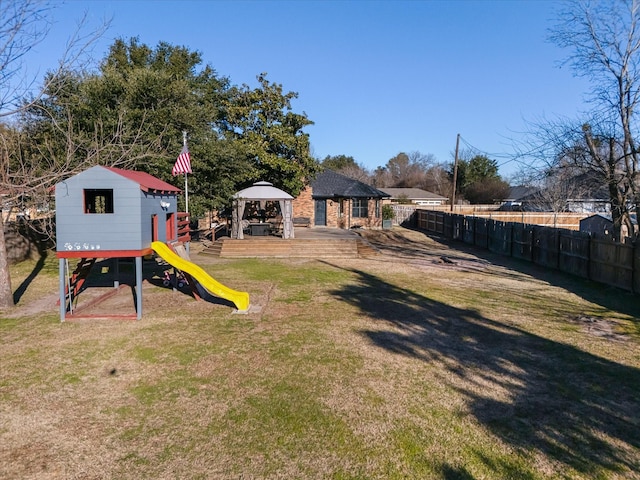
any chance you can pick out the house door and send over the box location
[314,200,326,226]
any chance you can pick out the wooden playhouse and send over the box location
[55,166,182,320]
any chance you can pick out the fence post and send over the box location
[531,225,537,265]
[587,233,592,283]
[633,238,640,293]
[471,215,475,245]
[509,221,513,258]
[555,228,560,270]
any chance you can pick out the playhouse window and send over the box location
[84,189,114,214]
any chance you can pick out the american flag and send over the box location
[172,145,192,176]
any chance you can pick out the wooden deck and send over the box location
[199,228,379,258]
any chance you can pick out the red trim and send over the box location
[65,314,138,320]
[177,212,190,243]
[104,166,181,194]
[57,249,152,259]
[152,214,158,242]
[68,284,123,312]
[64,284,138,320]
[166,212,176,240]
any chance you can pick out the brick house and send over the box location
[293,170,390,229]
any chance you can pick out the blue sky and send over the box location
[26,0,590,179]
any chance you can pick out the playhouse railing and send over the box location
[177,212,191,243]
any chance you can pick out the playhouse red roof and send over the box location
[105,167,181,194]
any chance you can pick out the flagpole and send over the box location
[183,131,189,215]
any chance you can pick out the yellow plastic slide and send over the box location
[151,241,250,312]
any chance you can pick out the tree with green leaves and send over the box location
[321,154,358,171]
[222,73,318,196]
[450,154,509,204]
[4,28,317,307]
[463,177,511,204]
[21,40,318,216]
[22,37,239,216]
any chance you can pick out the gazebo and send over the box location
[231,181,295,239]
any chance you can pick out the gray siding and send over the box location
[55,166,178,252]
[141,191,179,243]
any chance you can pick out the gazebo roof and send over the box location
[233,181,293,200]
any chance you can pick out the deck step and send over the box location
[200,237,364,258]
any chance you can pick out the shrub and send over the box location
[382,204,394,220]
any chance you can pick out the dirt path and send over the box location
[357,228,493,272]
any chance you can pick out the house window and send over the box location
[375,200,381,218]
[352,198,368,218]
[84,189,114,214]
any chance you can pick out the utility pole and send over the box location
[450,133,460,212]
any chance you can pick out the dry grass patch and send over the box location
[1,228,639,479]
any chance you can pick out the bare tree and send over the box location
[320,155,371,182]
[338,163,371,183]
[373,151,435,188]
[520,114,634,240]
[0,0,110,308]
[525,160,595,213]
[422,163,451,197]
[543,0,640,240]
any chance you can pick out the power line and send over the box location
[458,135,513,159]
[457,135,557,171]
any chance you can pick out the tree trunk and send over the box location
[0,215,14,308]
[608,174,632,241]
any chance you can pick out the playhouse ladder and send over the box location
[58,258,97,307]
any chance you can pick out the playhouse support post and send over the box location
[113,258,119,288]
[59,259,66,322]
[135,256,143,320]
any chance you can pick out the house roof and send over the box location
[581,213,638,224]
[311,170,390,199]
[105,167,181,194]
[566,172,610,200]
[505,186,539,201]
[233,181,293,200]
[510,172,612,204]
[378,187,446,200]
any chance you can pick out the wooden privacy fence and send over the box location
[396,207,639,294]
[412,206,585,230]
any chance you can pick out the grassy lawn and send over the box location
[1,228,639,479]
